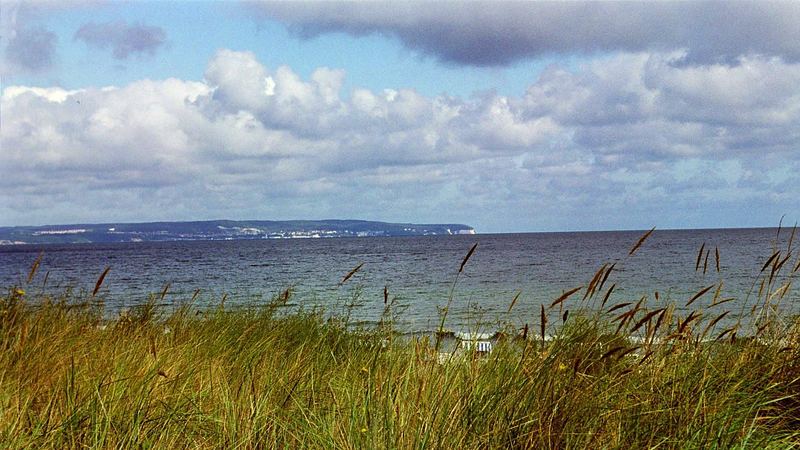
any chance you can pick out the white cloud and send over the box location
[205,49,273,112]
[2,50,799,230]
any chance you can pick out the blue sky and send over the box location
[8,1,557,98]
[2,1,800,232]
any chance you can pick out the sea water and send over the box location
[0,228,796,332]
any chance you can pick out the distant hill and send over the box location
[0,220,476,245]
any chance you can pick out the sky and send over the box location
[1,1,799,233]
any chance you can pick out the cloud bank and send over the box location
[2,50,799,230]
[252,1,800,66]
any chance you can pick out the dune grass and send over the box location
[2,229,800,448]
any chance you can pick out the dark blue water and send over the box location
[1,229,797,332]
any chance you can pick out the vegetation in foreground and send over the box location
[2,228,800,448]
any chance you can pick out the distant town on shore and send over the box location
[0,220,476,245]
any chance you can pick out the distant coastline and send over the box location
[0,219,476,245]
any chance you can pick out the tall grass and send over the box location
[2,229,800,448]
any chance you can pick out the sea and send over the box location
[1,228,797,333]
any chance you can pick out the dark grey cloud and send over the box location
[74,21,166,59]
[4,26,57,72]
[1,0,103,76]
[251,1,800,66]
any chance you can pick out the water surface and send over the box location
[1,228,795,332]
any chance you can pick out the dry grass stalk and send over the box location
[584,264,608,301]
[712,281,724,305]
[631,308,666,333]
[638,350,655,365]
[711,297,734,307]
[459,243,478,273]
[614,298,644,332]
[540,304,546,344]
[686,284,715,307]
[645,308,668,345]
[617,346,640,359]
[600,345,626,361]
[768,282,792,302]
[756,321,771,336]
[27,251,43,284]
[653,306,670,336]
[611,295,647,334]
[550,286,583,308]
[340,262,365,285]
[598,263,615,292]
[761,251,781,273]
[92,266,111,296]
[702,311,731,337]
[716,326,737,341]
[678,311,701,334]
[629,227,656,256]
[601,284,616,308]
[774,252,791,274]
[508,291,521,313]
[696,242,706,271]
[607,302,632,314]
[614,309,637,333]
